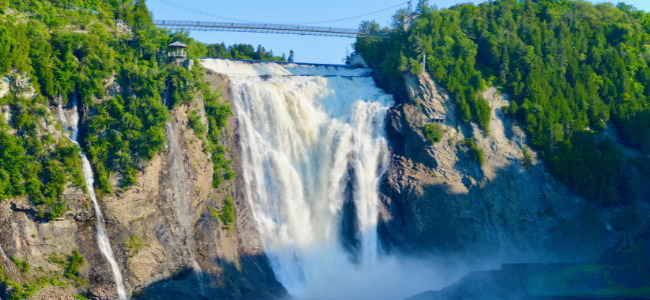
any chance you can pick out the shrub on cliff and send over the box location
[0,0,285,211]
[356,0,650,204]
[423,123,443,144]
[461,138,485,167]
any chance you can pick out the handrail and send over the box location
[154,20,389,39]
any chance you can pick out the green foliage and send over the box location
[11,257,29,273]
[523,146,533,168]
[189,83,235,188]
[423,123,443,144]
[1,265,40,300]
[166,67,194,108]
[187,110,205,136]
[124,234,144,257]
[64,250,84,280]
[45,250,86,286]
[36,275,67,288]
[0,130,29,200]
[210,195,235,230]
[205,43,287,61]
[619,109,650,154]
[0,105,69,219]
[356,0,650,204]
[0,0,167,212]
[0,0,274,204]
[461,138,485,166]
[45,252,66,265]
[3,279,25,300]
[549,134,626,205]
[3,250,87,299]
[356,13,488,133]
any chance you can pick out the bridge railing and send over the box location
[154,20,389,39]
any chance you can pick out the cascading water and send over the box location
[0,244,8,261]
[58,99,127,300]
[162,89,205,295]
[202,59,393,295]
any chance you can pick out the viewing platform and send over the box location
[431,113,446,124]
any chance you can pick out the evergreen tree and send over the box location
[355,0,650,204]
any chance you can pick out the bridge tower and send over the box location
[404,0,417,31]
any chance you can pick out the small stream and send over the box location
[59,99,127,300]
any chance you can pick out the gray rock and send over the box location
[379,73,620,261]
[0,70,285,300]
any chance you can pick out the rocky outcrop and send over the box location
[98,70,285,299]
[378,72,620,261]
[2,61,636,299]
[0,96,105,299]
[406,268,527,300]
[0,68,285,300]
[408,227,650,300]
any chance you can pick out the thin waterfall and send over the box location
[0,244,8,261]
[202,59,393,295]
[163,89,205,295]
[58,99,127,300]
[0,244,17,275]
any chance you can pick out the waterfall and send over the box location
[164,120,205,295]
[202,59,393,295]
[0,244,8,261]
[58,99,79,141]
[58,99,127,300]
[162,88,205,294]
[81,155,128,300]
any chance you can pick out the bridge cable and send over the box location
[152,0,261,23]
[298,1,409,25]
[152,0,408,25]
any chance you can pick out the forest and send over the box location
[0,0,285,221]
[356,0,650,205]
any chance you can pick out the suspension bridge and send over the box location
[153,20,390,39]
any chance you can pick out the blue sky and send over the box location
[146,0,650,64]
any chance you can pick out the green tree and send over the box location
[355,0,649,204]
[423,123,443,144]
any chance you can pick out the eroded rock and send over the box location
[379,72,619,261]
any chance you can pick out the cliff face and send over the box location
[378,72,620,261]
[0,69,285,299]
[117,73,284,299]
[0,62,638,299]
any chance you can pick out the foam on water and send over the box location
[202,58,393,295]
[59,98,127,300]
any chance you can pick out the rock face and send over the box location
[378,72,619,261]
[0,69,285,299]
[0,191,98,298]
[408,225,650,300]
[0,63,636,299]
[102,70,285,299]
[406,269,527,300]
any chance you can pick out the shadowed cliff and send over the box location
[377,72,646,261]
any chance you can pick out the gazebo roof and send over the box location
[168,41,187,48]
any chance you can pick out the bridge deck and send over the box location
[154,20,388,39]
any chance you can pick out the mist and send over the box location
[290,255,500,300]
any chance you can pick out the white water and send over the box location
[202,59,393,295]
[0,244,8,261]
[58,99,127,300]
[164,119,205,295]
[201,59,372,77]
[58,100,78,141]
